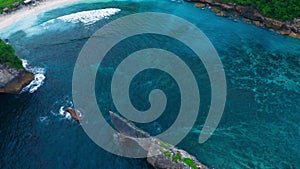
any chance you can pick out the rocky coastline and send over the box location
[0,64,34,94]
[110,111,208,169]
[185,0,300,40]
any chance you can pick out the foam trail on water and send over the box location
[21,59,46,93]
[43,8,121,26]
[24,8,121,37]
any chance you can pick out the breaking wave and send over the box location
[42,8,121,26]
[59,106,72,120]
[21,59,46,93]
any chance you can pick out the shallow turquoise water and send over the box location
[0,0,300,168]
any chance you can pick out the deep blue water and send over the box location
[1,0,300,168]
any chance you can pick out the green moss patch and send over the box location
[164,151,171,157]
[0,39,23,69]
[183,158,198,169]
[172,152,181,163]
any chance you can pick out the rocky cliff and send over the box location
[0,64,34,94]
[186,0,300,40]
[109,111,208,169]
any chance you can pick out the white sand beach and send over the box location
[0,0,82,31]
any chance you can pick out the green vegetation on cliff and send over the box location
[0,39,23,69]
[0,0,23,13]
[217,0,300,21]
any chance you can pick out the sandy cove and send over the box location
[0,0,83,31]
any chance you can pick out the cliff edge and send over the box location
[0,39,34,94]
[0,64,34,94]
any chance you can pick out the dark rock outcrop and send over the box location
[64,107,81,122]
[235,5,264,21]
[109,111,208,169]
[0,64,34,94]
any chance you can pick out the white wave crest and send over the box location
[58,106,72,120]
[65,112,72,120]
[22,59,29,68]
[43,8,121,26]
[59,106,65,116]
[21,59,46,93]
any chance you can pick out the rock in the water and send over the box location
[289,31,300,39]
[278,24,291,35]
[64,107,81,122]
[216,11,229,17]
[0,64,34,94]
[242,18,251,24]
[278,30,291,35]
[194,3,206,8]
[211,7,220,13]
[109,111,208,169]
[253,20,261,26]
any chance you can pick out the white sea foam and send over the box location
[65,112,72,120]
[22,59,29,68]
[43,8,121,26]
[21,59,46,93]
[23,8,121,37]
[58,105,74,120]
[59,106,65,116]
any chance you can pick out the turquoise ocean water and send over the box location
[0,0,300,168]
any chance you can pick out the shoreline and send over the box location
[1,0,299,40]
[0,0,82,31]
[186,0,300,40]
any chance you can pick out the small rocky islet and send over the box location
[110,111,208,169]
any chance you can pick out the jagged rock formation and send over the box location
[0,64,34,94]
[109,111,208,169]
